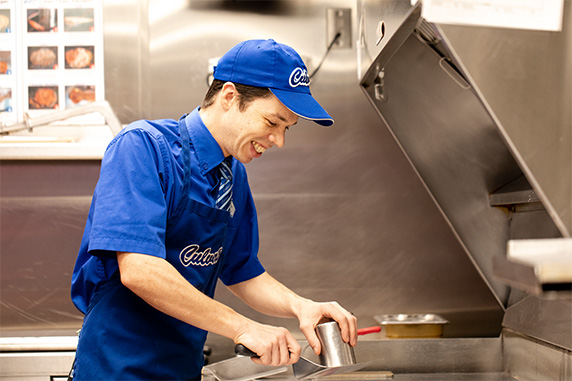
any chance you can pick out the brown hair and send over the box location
[202,79,272,111]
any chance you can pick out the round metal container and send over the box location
[315,321,356,367]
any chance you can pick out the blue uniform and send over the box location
[70,108,265,379]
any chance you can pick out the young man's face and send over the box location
[222,91,299,164]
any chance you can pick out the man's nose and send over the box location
[269,131,285,148]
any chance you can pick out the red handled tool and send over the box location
[357,326,381,335]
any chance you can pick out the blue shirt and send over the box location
[71,107,265,314]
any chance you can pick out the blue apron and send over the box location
[73,116,231,380]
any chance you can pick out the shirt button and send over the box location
[203,164,208,170]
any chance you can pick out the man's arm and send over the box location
[117,252,301,366]
[227,272,358,356]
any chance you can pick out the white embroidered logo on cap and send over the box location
[289,67,310,88]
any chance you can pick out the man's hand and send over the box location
[296,300,358,356]
[233,322,301,366]
[228,273,357,357]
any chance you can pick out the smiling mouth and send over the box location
[252,141,267,154]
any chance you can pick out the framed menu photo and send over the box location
[28,84,58,110]
[0,50,11,74]
[26,8,58,33]
[65,84,95,107]
[28,46,58,70]
[0,8,11,33]
[0,87,12,113]
[64,45,94,69]
[63,7,94,32]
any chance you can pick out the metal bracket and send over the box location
[326,8,352,49]
[374,68,386,102]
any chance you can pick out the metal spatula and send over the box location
[203,347,287,381]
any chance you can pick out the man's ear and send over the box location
[219,82,238,111]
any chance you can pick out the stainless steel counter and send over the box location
[389,375,515,381]
[0,124,114,160]
[204,338,504,381]
[2,335,567,380]
[261,373,515,381]
[203,334,569,381]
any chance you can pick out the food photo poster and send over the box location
[0,0,104,125]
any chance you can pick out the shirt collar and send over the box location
[184,107,226,175]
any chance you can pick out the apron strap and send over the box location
[167,115,193,231]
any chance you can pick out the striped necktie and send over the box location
[216,158,233,213]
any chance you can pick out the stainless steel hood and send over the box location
[363,4,512,307]
[360,1,572,358]
[439,10,572,240]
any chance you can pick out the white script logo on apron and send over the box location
[180,244,222,267]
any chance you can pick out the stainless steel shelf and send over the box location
[494,238,572,296]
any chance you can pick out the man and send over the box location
[70,39,357,380]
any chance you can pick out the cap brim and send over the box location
[270,89,334,127]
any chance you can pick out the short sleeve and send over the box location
[88,127,169,259]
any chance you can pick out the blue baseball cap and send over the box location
[213,39,334,127]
